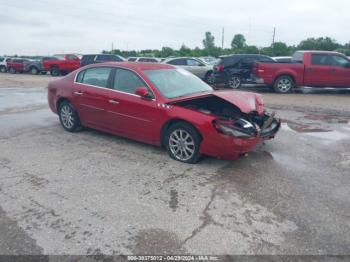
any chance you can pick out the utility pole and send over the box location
[272,27,276,55]
[111,42,114,53]
[221,27,224,49]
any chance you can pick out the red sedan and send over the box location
[48,62,280,163]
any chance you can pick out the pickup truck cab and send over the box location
[253,51,350,93]
[42,54,80,76]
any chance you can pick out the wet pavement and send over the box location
[0,87,349,255]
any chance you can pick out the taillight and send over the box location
[214,65,224,72]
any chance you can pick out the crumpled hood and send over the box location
[167,90,264,114]
[213,91,264,114]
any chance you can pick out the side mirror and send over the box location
[135,87,152,99]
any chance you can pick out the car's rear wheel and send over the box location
[273,75,294,93]
[204,71,215,85]
[30,67,39,75]
[58,101,82,132]
[9,67,16,74]
[50,66,60,77]
[228,75,242,89]
[0,66,6,73]
[166,122,201,164]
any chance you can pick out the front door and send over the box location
[329,54,350,87]
[106,68,165,144]
[304,53,334,87]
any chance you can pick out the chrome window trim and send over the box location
[74,65,157,100]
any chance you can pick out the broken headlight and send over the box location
[213,119,258,138]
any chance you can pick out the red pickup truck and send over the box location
[42,54,80,76]
[253,51,350,93]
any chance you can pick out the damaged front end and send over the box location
[172,93,281,140]
[213,111,281,139]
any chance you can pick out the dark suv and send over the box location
[80,54,125,67]
[213,54,275,88]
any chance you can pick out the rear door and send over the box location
[73,67,113,129]
[66,54,80,71]
[185,58,206,78]
[328,54,350,87]
[304,54,334,87]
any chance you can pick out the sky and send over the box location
[0,0,349,55]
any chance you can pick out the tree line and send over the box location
[103,32,350,58]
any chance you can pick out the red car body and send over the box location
[253,51,350,91]
[43,54,81,76]
[7,58,25,73]
[48,62,280,161]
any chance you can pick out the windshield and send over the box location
[144,68,212,99]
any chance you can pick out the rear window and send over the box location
[138,58,158,63]
[218,56,240,67]
[76,67,112,88]
[292,52,304,63]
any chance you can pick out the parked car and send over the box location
[199,56,218,65]
[80,54,125,67]
[6,58,28,73]
[0,57,13,73]
[163,57,215,84]
[25,59,47,75]
[47,62,280,163]
[127,57,160,63]
[252,50,350,93]
[213,54,275,88]
[272,56,292,63]
[42,54,80,76]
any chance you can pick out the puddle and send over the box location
[304,114,348,124]
[282,119,330,133]
[306,130,349,142]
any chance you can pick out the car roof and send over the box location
[219,54,267,58]
[82,61,175,71]
[295,50,343,55]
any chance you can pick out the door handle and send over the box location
[108,99,119,104]
[331,69,336,73]
[73,91,83,96]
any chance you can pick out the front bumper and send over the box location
[199,115,281,160]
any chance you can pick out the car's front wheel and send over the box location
[58,101,82,132]
[228,75,242,89]
[0,66,6,73]
[30,67,39,75]
[166,122,201,164]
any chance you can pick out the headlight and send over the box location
[213,119,257,138]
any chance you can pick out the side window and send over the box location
[67,55,78,61]
[77,67,112,88]
[113,68,146,95]
[168,59,186,65]
[329,55,349,67]
[311,54,331,66]
[128,58,137,62]
[0,58,4,62]
[259,56,274,63]
[186,59,201,66]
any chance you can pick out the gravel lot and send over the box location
[0,73,350,256]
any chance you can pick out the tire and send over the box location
[30,67,39,75]
[204,71,215,85]
[273,75,294,93]
[227,75,242,89]
[50,66,60,77]
[0,66,6,73]
[58,101,82,132]
[166,122,201,164]
[9,67,16,74]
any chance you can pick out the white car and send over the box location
[163,57,214,84]
[127,57,160,63]
[0,57,12,73]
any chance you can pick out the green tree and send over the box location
[179,44,191,56]
[203,32,215,49]
[160,47,175,57]
[297,37,340,51]
[272,42,291,56]
[231,34,246,49]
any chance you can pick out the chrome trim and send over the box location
[73,65,157,100]
[107,110,152,123]
[109,99,120,104]
[80,103,105,111]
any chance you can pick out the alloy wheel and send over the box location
[277,78,292,92]
[228,76,241,88]
[60,104,75,129]
[169,129,195,161]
